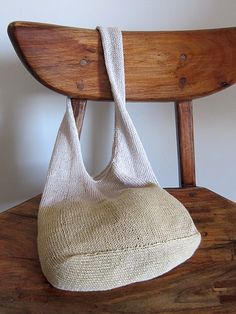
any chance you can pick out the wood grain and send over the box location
[8,21,236,101]
[175,101,196,187]
[71,98,87,138]
[0,188,236,313]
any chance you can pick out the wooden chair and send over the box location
[1,21,235,313]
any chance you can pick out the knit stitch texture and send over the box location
[37,27,201,291]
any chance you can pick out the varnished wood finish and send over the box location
[8,22,236,101]
[0,189,236,313]
[175,101,196,187]
[71,98,87,137]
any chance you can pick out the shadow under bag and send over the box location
[37,27,201,291]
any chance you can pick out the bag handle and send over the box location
[96,27,159,186]
[97,27,126,109]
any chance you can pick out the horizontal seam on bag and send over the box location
[58,231,201,258]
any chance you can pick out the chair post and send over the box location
[175,100,196,187]
[71,98,87,138]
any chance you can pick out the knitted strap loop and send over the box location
[41,27,159,206]
[97,27,126,108]
[96,27,158,185]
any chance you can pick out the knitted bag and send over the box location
[38,27,201,291]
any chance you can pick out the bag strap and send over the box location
[40,27,159,206]
[97,27,159,185]
[97,27,126,109]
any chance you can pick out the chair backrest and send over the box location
[8,21,236,188]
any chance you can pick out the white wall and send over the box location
[0,0,235,212]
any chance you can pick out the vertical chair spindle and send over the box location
[71,98,87,138]
[175,100,196,187]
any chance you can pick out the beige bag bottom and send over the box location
[41,233,200,291]
[38,184,201,291]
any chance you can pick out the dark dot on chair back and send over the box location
[179,77,187,89]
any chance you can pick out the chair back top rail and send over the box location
[8,22,236,101]
[8,22,236,188]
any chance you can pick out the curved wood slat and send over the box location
[0,188,236,313]
[8,21,236,101]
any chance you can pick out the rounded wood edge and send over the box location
[8,21,236,101]
[8,22,69,96]
[8,21,236,35]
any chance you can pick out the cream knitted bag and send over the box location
[38,27,201,291]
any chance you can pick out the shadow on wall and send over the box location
[0,58,64,211]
